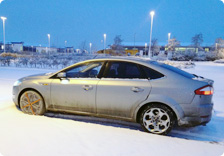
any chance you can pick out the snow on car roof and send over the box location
[90,56,153,64]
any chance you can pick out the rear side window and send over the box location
[142,66,164,80]
[105,62,144,79]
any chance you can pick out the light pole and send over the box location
[104,33,106,54]
[1,16,7,53]
[89,43,92,54]
[145,43,147,56]
[65,40,67,53]
[168,33,171,41]
[168,33,171,46]
[148,11,155,58]
[47,34,50,48]
[167,33,171,53]
[47,34,50,55]
[134,33,136,49]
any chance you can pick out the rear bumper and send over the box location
[178,103,213,127]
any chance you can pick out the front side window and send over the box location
[105,62,143,79]
[66,62,103,78]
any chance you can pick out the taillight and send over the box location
[195,85,214,95]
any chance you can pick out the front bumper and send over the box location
[12,86,20,107]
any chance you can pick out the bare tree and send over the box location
[167,38,180,51]
[214,38,224,59]
[111,35,125,55]
[79,41,88,53]
[151,38,160,56]
[192,33,203,48]
[215,38,224,50]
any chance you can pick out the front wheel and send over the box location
[139,104,175,135]
[20,90,46,115]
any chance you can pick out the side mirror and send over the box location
[57,72,66,78]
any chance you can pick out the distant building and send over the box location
[57,48,65,53]
[165,46,211,52]
[5,43,13,52]
[11,42,24,52]
[123,46,147,55]
[36,47,57,53]
[0,42,3,51]
[65,47,74,53]
[49,47,58,53]
[75,49,82,54]
[122,44,212,55]
[36,46,47,53]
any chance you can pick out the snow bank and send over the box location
[214,59,224,64]
[160,60,196,69]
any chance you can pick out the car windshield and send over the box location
[151,61,195,79]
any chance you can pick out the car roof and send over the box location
[89,57,195,79]
[52,56,156,76]
[88,56,154,65]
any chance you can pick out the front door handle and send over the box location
[82,85,93,91]
[131,87,144,93]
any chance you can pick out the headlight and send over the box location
[13,80,22,86]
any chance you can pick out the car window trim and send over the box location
[50,61,106,79]
[97,61,107,78]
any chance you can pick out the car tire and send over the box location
[139,104,175,135]
[20,90,46,115]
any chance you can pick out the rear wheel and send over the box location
[140,104,175,135]
[20,90,46,115]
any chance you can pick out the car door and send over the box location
[96,61,151,118]
[50,61,104,113]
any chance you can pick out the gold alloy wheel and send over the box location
[20,90,45,115]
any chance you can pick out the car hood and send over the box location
[20,72,54,81]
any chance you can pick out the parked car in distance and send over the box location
[13,57,214,135]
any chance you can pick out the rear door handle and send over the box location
[131,87,144,93]
[82,85,93,91]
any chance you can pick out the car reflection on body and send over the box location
[12,57,214,135]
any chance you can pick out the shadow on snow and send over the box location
[42,110,224,145]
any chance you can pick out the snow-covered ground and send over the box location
[0,62,224,156]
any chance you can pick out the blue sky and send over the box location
[0,0,223,50]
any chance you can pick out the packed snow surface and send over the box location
[0,62,224,156]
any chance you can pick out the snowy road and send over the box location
[0,62,224,156]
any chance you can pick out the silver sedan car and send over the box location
[13,57,214,135]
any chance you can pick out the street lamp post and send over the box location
[47,34,50,48]
[1,16,7,53]
[168,33,171,41]
[168,32,171,47]
[104,34,106,54]
[47,34,50,55]
[65,40,67,53]
[134,33,136,49]
[145,43,147,56]
[89,43,92,54]
[167,33,171,53]
[148,11,155,58]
